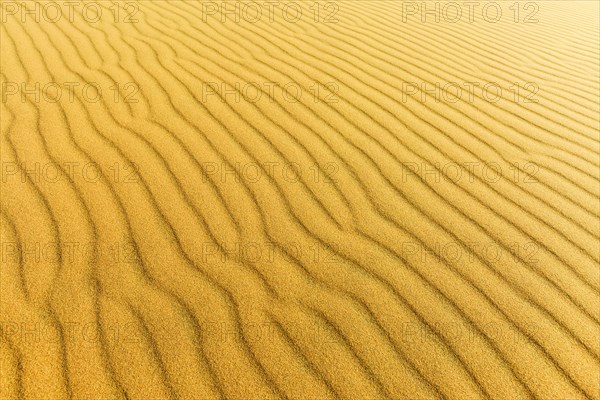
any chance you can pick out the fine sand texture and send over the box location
[1,1,599,399]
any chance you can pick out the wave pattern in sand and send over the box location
[1,1,599,399]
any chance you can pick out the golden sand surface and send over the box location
[1,0,599,399]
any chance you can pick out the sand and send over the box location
[1,0,599,399]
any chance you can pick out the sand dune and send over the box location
[1,0,599,399]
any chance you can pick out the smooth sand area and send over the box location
[1,1,599,399]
